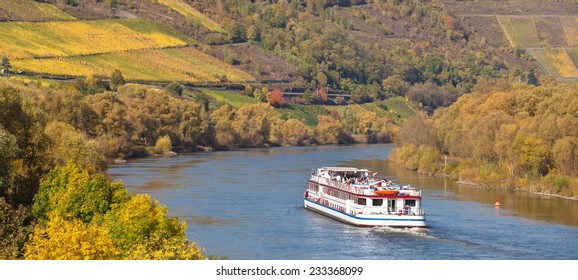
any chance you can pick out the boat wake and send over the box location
[370,226,432,238]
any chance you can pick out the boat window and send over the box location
[405,199,416,207]
[372,199,383,206]
[358,198,367,205]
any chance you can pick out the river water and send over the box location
[106,144,578,260]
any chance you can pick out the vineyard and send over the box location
[0,0,75,21]
[156,0,226,33]
[529,49,578,78]
[12,47,254,84]
[560,17,578,46]
[498,16,541,48]
[0,19,187,59]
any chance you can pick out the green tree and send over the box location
[110,69,126,91]
[32,163,128,224]
[1,56,10,70]
[166,82,183,97]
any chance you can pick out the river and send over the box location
[106,144,578,260]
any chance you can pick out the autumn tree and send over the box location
[396,115,438,148]
[315,114,343,144]
[0,197,34,259]
[316,86,328,103]
[102,194,204,260]
[268,88,284,107]
[0,83,51,206]
[24,216,120,260]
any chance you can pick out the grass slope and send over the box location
[202,90,258,108]
[498,16,541,48]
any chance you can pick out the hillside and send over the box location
[442,0,578,81]
[3,0,557,98]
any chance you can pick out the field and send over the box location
[277,97,415,127]
[498,16,541,48]
[156,0,226,33]
[0,0,75,21]
[0,19,187,59]
[203,90,258,108]
[560,17,578,46]
[529,49,578,78]
[12,47,254,83]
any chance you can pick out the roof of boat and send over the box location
[319,167,370,173]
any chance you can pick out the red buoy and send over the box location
[494,198,501,207]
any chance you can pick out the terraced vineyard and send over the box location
[156,0,226,33]
[0,0,75,21]
[0,19,187,59]
[560,17,578,46]
[498,16,541,48]
[529,49,578,78]
[13,47,254,83]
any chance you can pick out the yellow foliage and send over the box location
[560,17,578,47]
[0,20,186,59]
[498,16,540,48]
[103,194,205,260]
[24,216,120,260]
[0,0,75,21]
[156,0,225,33]
[13,48,254,84]
[545,50,578,77]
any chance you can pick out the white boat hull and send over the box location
[304,198,426,228]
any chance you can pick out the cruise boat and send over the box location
[304,167,426,227]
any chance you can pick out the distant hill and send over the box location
[443,0,578,81]
[3,0,576,101]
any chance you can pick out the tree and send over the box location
[110,69,125,91]
[32,163,128,224]
[269,88,284,107]
[316,86,328,103]
[0,197,33,259]
[315,115,343,144]
[1,56,10,70]
[166,82,183,97]
[527,70,539,86]
[514,134,551,177]
[24,216,119,260]
[396,115,438,148]
[302,89,314,104]
[44,121,106,174]
[0,84,51,206]
[382,75,410,97]
[552,137,577,176]
[102,194,204,260]
[154,135,172,155]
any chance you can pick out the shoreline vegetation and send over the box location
[0,76,401,260]
[390,79,578,200]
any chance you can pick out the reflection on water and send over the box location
[107,144,578,260]
[355,159,578,228]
